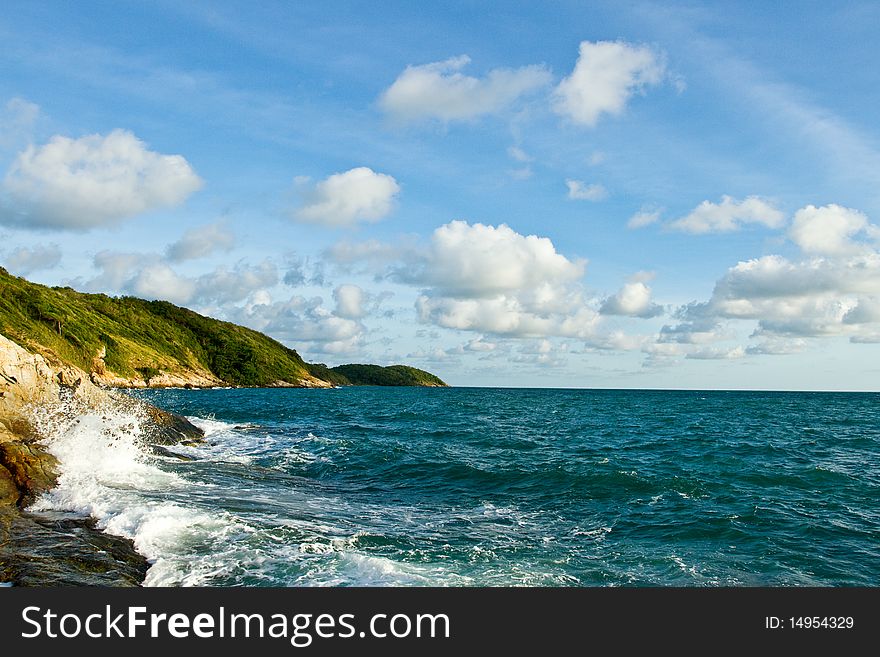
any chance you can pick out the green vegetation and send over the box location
[0,267,446,388]
[329,364,447,387]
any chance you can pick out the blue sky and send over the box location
[2,0,880,389]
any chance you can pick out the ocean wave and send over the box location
[29,405,249,586]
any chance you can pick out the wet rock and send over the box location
[0,512,148,586]
[138,402,204,445]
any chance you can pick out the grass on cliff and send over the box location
[0,267,446,388]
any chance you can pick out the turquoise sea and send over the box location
[33,387,880,586]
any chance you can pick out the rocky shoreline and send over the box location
[0,333,204,586]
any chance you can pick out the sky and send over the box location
[2,0,880,390]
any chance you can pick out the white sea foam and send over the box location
[186,415,239,437]
[29,404,248,586]
[25,402,413,587]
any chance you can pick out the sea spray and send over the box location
[28,400,247,586]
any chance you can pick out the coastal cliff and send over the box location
[0,332,203,585]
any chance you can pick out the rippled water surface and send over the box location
[34,387,880,586]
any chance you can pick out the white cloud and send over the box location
[745,338,808,355]
[405,220,585,298]
[788,204,873,255]
[1,130,202,230]
[668,196,784,234]
[658,319,730,345]
[627,209,661,229]
[230,294,366,356]
[657,205,880,355]
[512,339,569,367]
[167,221,235,262]
[85,251,152,291]
[82,251,278,308]
[379,55,551,123]
[553,41,666,127]
[565,179,608,201]
[193,259,279,305]
[406,221,599,339]
[3,243,61,275]
[600,278,663,318]
[333,284,367,319]
[641,341,687,367]
[463,336,498,352]
[294,167,400,227]
[586,330,651,351]
[685,346,745,360]
[843,297,880,325]
[79,245,369,357]
[708,254,880,328]
[130,263,197,305]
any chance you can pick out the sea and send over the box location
[29,387,880,587]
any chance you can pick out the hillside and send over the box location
[0,267,446,388]
[330,364,447,387]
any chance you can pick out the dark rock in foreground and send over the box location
[0,511,147,586]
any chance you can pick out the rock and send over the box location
[0,433,58,507]
[0,512,148,586]
[138,402,204,445]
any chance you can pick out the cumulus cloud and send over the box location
[668,196,784,234]
[333,284,367,319]
[3,243,61,275]
[565,179,608,201]
[294,167,400,227]
[327,220,664,345]
[403,220,585,298]
[166,221,235,262]
[0,130,202,230]
[553,41,666,127]
[379,55,551,123]
[651,204,880,361]
[130,263,198,305]
[788,204,873,255]
[707,254,878,334]
[600,276,663,318]
[401,221,600,339]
